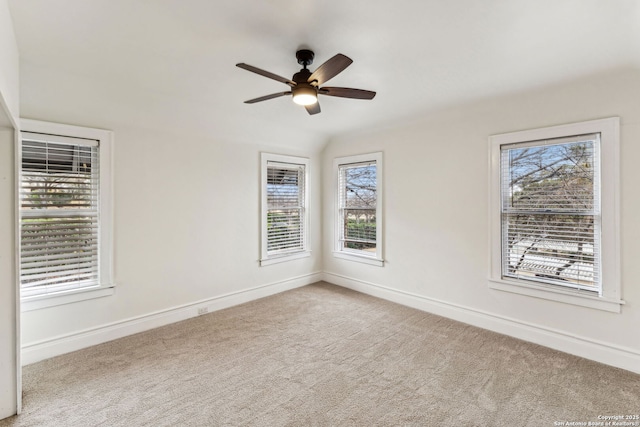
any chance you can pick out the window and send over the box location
[19,119,113,308]
[489,118,622,312]
[260,153,310,266]
[333,152,383,266]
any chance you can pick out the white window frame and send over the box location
[19,119,114,311]
[333,152,384,267]
[489,117,622,313]
[260,153,310,266]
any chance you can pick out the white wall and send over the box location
[0,128,17,419]
[0,0,19,419]
[20,124,323,356]
[0,0,19,124]
[322,67,640,372]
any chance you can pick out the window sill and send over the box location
[260,251,311,266]
[21,285,115,312]
[489,278,624,313]
[333,251,384,267]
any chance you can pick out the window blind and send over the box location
[20,132,100,297]
[500,133,601,292]
[338,161,377,252]
[266,161,305,254]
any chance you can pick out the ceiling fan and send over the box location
[236,49,376,115]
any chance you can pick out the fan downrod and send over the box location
[296,49,315,68]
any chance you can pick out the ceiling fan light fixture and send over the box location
[292,85,318,106]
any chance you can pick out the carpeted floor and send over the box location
[2,282,639,426]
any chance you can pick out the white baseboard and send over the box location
[22,272,323,365]
[23,271,640,374]
[323,272,640,375]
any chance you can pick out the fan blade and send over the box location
[305,102,321,115]
[236,63,295,86]
[244,91,291,104]
[308,54,353,86]
[319,87,376,100]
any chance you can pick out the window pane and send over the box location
[267,166,302,208]
[343,209,376,251]
[342,163,376,209]
[20,138,100,294]
[267,209,303,252]
[22,141,99,210]
[504,212,598,289]
[339,162,377,253]
[504,140,596,212]
[264,159,306,258]
[501,135,600,292]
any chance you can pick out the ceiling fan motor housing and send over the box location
[293,68,313,84]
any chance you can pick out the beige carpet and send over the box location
[2,282,639,427]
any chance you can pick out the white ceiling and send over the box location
[8,0,640,150]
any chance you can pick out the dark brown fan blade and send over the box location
[308,54,353,86]
[319,87,376,100]
[244,91,291,104]
[236,63,295,86]
[305,102,321,115]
